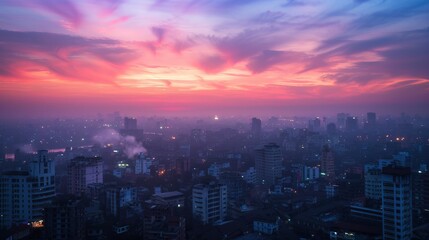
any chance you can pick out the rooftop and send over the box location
[382,166,411,176]
[153,191,184,199]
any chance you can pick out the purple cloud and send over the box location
[151,26,166,43]
[0,29,137,83]
[196,55,229,74]
[247,50,308,73]
[5,0,84,28]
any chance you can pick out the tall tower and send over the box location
[29,150,56,221]
[124,117,137,130]
[321,145,335,180]
[367,112,376,126]
[255,143,283,186]
[345,116,358,131]
[381,166,412,240]
[251,117,262,142]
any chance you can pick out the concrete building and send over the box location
[120,117,144,140]
[251,117,262,142]
[241,167,257,185]
[151,191,185,208]
[143,203,186,240]
[124,117,137,130]
[365,158,407,200]
[192,183,227,225]
[365,168,382,200]
[135,153,153,175]
[382,166,412,240]
[321,145,335,180]
[106,186,137,216]
[303,166,320,181]
[253,216,280,235]
[219,171,246,203]
[349,204,382,223]
[0,150,56,228]
[43,196,85,240]
[67,157,103,195]
[345,116,358,131]
[326,185,339,199]
[255,143,283,186]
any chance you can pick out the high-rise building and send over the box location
[192,182,227,225]
[381,166,412,240]
[121,117,143,140]
[346,116,358,131]
[365,168,382,200]
[326,122,336,135]
[67,157,103,195]
[43,196,85,240]
[321,145,335,180]
[135,153,153,175]
[106,185,137,217]
[336,113,348,129]
[124,117,137,130]
[412,170,429,224]
[365,158,407,200]
[255,143,283,186]
[308,117,321,131]
[251,117,262,141]
[219,171,246,203]
[366,112,376,128]
[303,166,320,181]
[0,150,55,228]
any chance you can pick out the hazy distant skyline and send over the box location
[0,0,428,118]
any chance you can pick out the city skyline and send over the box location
[1,0,429,118]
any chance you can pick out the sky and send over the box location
[0,0,428,119]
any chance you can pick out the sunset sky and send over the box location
[0,0,428,118]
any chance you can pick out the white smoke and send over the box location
[19,144,36,154]
[93,129,147,159]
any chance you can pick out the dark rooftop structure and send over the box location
[382,166,411,176]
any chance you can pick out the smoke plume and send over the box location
[93,129,146,159]
[19,144,36,154]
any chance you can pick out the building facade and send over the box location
[255,143,283,186]
[382,166,412,240]
[192,183,227,225]
[67,157,103,195]
[0,150,55,228]
[43,196,85,240]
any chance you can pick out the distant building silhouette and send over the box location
[120,117,143,140]
[345,116,358,131]
[308,117,321,131]
[255,143,283,186]
[124,117,137,130]
[337,113,348,129]
[251,117,262,142]
[367,112,376,125]
[327,122,336,135]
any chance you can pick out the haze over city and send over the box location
[1,1,429,240]
[0,0,428,118]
